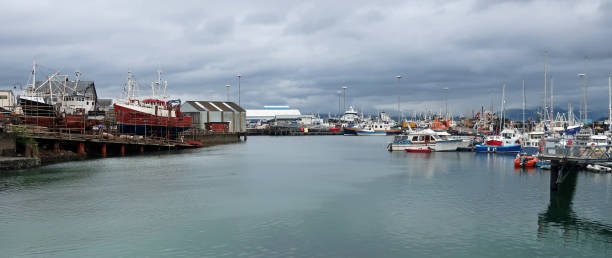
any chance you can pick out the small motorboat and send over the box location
[536,160,551,170]
[586,164,612,173]
[405,146,431,153]
[514,153,538,168]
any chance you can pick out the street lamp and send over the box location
[342,86,348,112]
[443,87,449,120]
[236,74,242,106]
[578,73,586,124]
[225,84,230,101]
[396,75,402,123]
[337,90,342,116]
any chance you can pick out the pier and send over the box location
[247,126,342,136]
[0,124,247,171]
[540,144,612,191]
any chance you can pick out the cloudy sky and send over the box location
[1,0,611,116]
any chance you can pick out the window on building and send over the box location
[0,95,7,99]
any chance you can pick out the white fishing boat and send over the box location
[523,131,545,153]
[387,129,461,151]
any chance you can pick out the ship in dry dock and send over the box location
[17,61,100,130]
[113,69,191,137]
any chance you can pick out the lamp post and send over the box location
[236,74,242,106]
[225,85,230,101]
[396,75,402,123]
[443,87,449,120]
[578,73,586,124]
[342,86,348,112]
[337,90,342,116]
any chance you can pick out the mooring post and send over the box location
[54,141,60,153]
[101,143,107,158]
[550,160,560,192]
[120,145,125,156]
[140,146,144,153]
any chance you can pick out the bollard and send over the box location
[101,144,107,158]
[140,146,144,153]
[120,145,125,156]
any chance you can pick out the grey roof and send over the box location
[184,101,246,113]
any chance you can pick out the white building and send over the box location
[181,101,246,133]
[0,90,14,111]
[246,106,301,121]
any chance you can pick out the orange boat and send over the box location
[514,154,538,168]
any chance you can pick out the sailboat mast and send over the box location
[543,52,548,121]
[584,57,588,125]
[609,72,611,128]
[500,82,506,130]
[522,80,525,132]
[550,77,554,120]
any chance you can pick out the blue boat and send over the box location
[474,144,521,153]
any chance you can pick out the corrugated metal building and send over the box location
[246,106,301,121]
[181,101,246,133]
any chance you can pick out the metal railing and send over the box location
[541,142,612,161]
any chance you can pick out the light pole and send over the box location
[578,73,586,124]
[396,75,402,123]
[342,86,348,112]
[609,72,611,128]
[443,87,449,120]
[337,90,342,116]
[225,85,230,101]
[236,74,242,106]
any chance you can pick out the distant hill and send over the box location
[504,108,609,121]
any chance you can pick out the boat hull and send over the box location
[114,103,191,136]
[405,146,431,153]
[355,129,402,136]
[474,144,521,153]
[388,140,461,152]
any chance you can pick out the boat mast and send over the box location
[500,82,506,130]
[550,77,554,121]
[583,57,588,125]
[543,51,548,122]
[609,72,611,130]
[32,60,36,91]
[522,80,526,132]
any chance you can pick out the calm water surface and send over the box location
[1,136,612,257]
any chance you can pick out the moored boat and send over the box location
[474,128,522,153]
[387,129,461,151]
[405,145,431,153]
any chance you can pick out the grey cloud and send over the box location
[0,0,611,117]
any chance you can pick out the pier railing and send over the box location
[541,142,612,162]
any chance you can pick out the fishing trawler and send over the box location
[18,61,97,130]
[474,128,522,153]
[352,112,401,136]
[113,69,191,137]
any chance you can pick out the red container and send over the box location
[205,122,229,133]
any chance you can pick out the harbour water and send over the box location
[1,136,611,257]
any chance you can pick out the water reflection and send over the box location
[538,170,612,243]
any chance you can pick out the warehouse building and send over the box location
[181,101,246,133]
